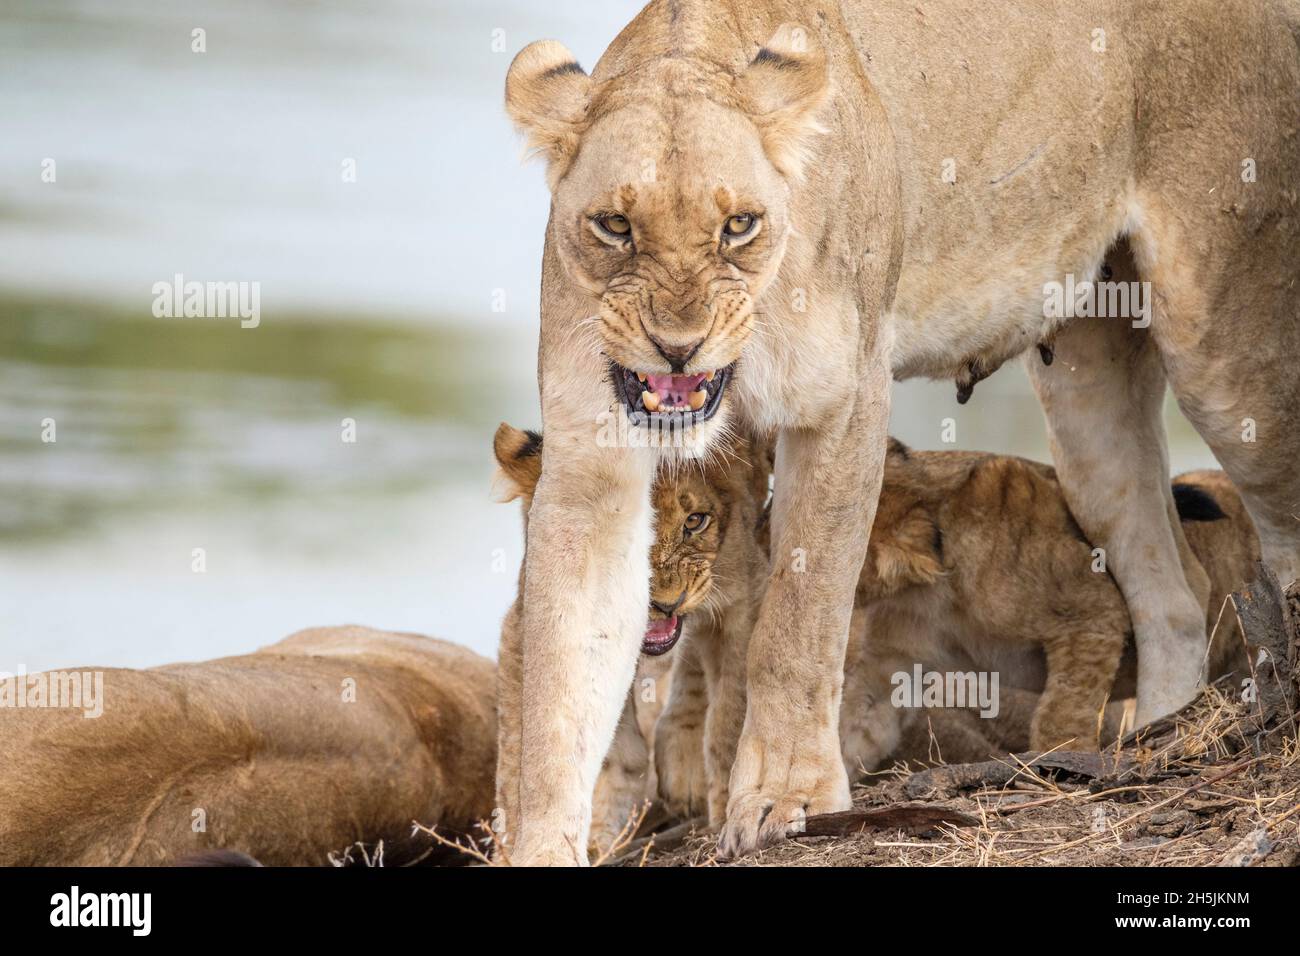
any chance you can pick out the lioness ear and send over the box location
[505,40,593,189]
[739,23,829,180]
[493,422,543,502]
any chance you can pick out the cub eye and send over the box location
[594,214,632,239]
[683,512,710,535]
[722,213,757,239]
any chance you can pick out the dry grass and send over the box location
[397,581,1298,869]
[635,582,1300,868]
[637,718,1298,868]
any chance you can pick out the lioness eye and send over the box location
[683,512,710,534]
[722,213,756,238]
[595,214,631,238]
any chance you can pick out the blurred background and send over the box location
[0,0,1215,672]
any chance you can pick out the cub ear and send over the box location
[886,436,912,462]
[870,508,944,594]
[505,40,593,189]
[493,422,543,502]
[739,22,829,180]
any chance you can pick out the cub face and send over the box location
[642,466,731,655]
[494,423,730,656]
[503,25,830,437]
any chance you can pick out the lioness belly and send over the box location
[838,0,1140,380]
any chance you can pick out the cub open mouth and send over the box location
[641,615,683,656]
[611,362,733,427]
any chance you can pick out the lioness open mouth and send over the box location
[641,615,683,656]
[612,362,733,426]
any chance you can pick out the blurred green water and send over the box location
[0,298,537,543]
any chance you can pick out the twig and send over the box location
[795,804,979,838]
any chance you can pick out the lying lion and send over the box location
[0,627,497,866]
[492,423,769,850]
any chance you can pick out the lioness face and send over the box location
[506,26,830,435]
[642,467,728,655]
[552,100,791,430]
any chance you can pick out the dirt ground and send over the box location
[420,578,1297,869]
[609,582,1300,868]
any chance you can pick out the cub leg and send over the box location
[1032,629,1126,752]
[694,598,755,829]
[839,607,908,776]
[653,638,709,818]
[493,596,523,853]
[1026,242,1210,726]
[900,710,1001,766]
[590,692,652,856]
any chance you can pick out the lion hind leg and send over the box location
[1131,194,1300,592]
[1026,240,1211,726]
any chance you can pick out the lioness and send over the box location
[0,627,496,866]
[505,0,1300,861]
[492,423,768,852]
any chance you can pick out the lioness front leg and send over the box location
[720,342,891,858]
[513,447,655,866]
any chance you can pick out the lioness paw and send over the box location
[717,730,850,860]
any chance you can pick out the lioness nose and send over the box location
[648,333,705,373]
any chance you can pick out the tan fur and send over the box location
[0,627,497,866]
[611,445,1261,775]
[492,423,768,851]
[506,0,1300,861]
[840,448,1262,772]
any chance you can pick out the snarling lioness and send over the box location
[505,0,1300,862]
[492,424,768,853]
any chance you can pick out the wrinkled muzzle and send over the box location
[600,286,752,428]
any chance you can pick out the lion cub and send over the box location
[840,440,1260,771]
[492,424,768,851]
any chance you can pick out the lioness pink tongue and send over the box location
[645,373,707,409]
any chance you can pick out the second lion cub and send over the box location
[840,440,1259,771]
